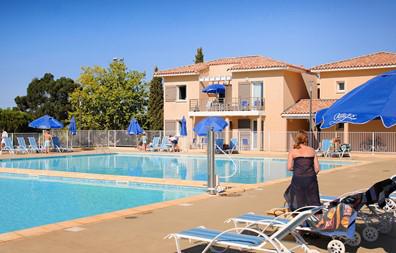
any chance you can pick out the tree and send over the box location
[147,67,163,130]
[0,108,32,132]
[15,73,79,122]
[70,59,148,130]
[194,47,204,63]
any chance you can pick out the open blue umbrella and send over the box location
[193,116,228,136]
[29,115,64,129]
[68,116,77,135]
[202,84,225,94]
[180,116,187,136]
[127,118,144,135]
[317,70,396,129]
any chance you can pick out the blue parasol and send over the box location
[68,116,77,135]
[28,115,64,129]
[317,70,396,128]
[193,116,228,136]
[127,118,144,135]
[202,84,225,94]
[180,116,187,136]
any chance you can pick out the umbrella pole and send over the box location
[207,129,216,195]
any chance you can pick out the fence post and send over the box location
[371,132,375,154]
[114,130,117,148]
[107,130,110,148]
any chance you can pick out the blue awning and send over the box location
[202,84,225,94]
[29,115,64,129]
[318,70,396,129]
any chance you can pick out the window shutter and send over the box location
[238,82,250,99]
[165,86,177,102]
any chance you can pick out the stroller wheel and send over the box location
[345,232,361,247]
[384,199,396,213]
[327,239,345,253]
[362,226,379,242]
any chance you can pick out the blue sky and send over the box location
[1,0,396,108]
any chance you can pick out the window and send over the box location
[336,123,344,131]
[336,81,345,93]
[317,87,320,99]
[177,85,187,100]
[238,119,251,129]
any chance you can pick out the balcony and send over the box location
[189,97,265,112]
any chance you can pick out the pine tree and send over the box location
[147,67,164,130]
[194,47,204,63]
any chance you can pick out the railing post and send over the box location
[371,132,375,154]
[114,130,117,148]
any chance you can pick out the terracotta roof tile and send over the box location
[154,63,207,76]
[311,52,396,72]
[282,99,337,115]
[155,55,307,76]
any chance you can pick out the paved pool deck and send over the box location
[0,150,395,252]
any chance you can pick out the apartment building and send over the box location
[155,56,315,151]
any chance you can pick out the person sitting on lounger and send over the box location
[284,130,321,211]
[168,135,180,152]
[43,130,52,153]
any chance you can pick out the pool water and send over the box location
[0,154,352,184]
[0,173,204,234]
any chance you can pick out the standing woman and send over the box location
[284,131,321,211]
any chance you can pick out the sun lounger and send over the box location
[159,136,172,151]
[147,136,160,151]
[332,144,352,158]
[28,137,43,153]
[166,207,322,253]
[215,138,224,153]
[1,137,16,154]
[52,136,72,152]
[16,137,30,154]
[317,139,331,157]
[226,138,238,154]
[227,205,358,253]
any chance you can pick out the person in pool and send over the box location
[43,130,52,153]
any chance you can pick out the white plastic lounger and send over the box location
[16,137,30,154]
[166,207,321,253]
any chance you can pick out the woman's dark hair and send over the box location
[293,130,308,149]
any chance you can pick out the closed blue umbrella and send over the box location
[317,70,396,129]
[127,118,144,135]
[202,84,225,94]
[29,115,64,129]
[68,116,77,135]
[180,116,187,136]
[193,116,228,136]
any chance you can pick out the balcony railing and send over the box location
[189,97,265,112]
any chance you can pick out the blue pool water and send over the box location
[0,154,352,184]
[0,173,204,234]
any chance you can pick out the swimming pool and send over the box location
[0,154,352,184]
[0,173,204,234]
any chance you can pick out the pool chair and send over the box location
[52,136,72,152]
[316,139,331,157]
[226,138,238,154]
[165,207,322,253]
[215,138,224,153]
[28,137,43,153]
[147,136,160,151]
[1,137,16,154]
[159,136,172,152]
[16,137,30,154]
[241,137,249,150]
[332,144,352,158]
[227,204,358,253]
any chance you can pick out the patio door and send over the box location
[251,81,263,109]
[252,120,264,150]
